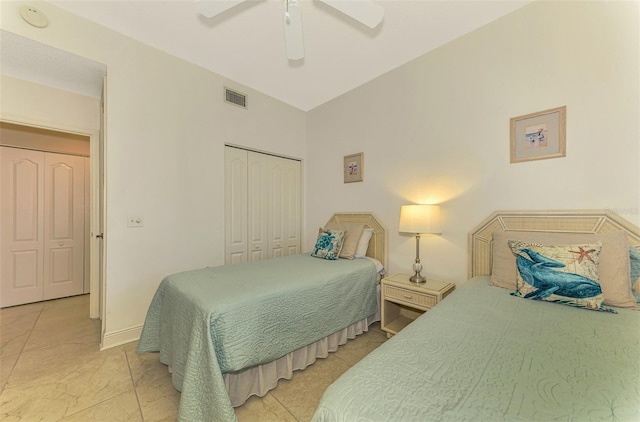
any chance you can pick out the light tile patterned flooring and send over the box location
[0,295,387,421]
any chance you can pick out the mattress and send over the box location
[313,276,640,421]
[137,253,378,422]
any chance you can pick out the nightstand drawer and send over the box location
[381,274,455,337]
[383,285,436,309]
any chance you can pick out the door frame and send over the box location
[0,113,104,320]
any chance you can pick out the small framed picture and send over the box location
[510,106,566,163]
[344,153,363,183]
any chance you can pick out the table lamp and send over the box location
[399,204,442,283]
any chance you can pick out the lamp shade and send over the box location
[399,204,442,234]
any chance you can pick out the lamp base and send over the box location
[409,273,427,283]
[410,256,426,283]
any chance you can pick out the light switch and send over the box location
[128,216,144,228]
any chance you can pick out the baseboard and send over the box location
[101,324,143,350]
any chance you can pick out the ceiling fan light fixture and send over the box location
[283,0,304,60]
[194,0,384,60]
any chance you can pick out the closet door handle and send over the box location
[96,233,104,239]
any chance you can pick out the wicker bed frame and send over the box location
[468,209,640,279]
[327,212,387,269]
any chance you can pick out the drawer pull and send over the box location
[403,294,412,299]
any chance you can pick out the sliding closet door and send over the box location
[0,147,45,307]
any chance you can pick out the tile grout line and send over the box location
[269,392,301,422]
[0,305,44,395]
[122,344,146,421]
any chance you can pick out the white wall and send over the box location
[0,74,100,131]
[306,1,640,284]
[1,1,306,348]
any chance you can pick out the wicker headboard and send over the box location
[326,212,387,270]
[468,209,640,278]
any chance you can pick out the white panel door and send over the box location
[247,152,268,262]
[268,158,284,258]
[0,147,45,307]
[43,153,85,300]
[0,147,86,307]
[225,147,248,264]
[268,156,301,257]
[282,158,301,255]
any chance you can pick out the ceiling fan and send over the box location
[195,0,384,60]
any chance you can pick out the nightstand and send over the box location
[381,273,455,338]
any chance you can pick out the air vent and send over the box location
[225,88,247,109]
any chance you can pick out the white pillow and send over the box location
[354,228,374,258]
[365,256,385,276]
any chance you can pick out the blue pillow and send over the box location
[508,240,616,313]
[311,228,346,260]
[629,246,640,303]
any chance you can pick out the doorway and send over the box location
[0,144,87,307]
[0,31,107,330]
[0,120,104,321]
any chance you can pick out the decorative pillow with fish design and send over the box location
[630,246,640,303]
[311,228,346,260]
[508,240,616,313]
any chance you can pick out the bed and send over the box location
[136,212,387,422]
[313,210,640,421]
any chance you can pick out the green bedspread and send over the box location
[137,254,377,422]
[313,276,640,421]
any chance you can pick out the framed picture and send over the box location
[344,152,363,183]
[510,106,566,163]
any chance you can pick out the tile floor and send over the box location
[0,295,387,421]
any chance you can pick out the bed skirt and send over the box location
[166,286,381,408]
[224,312,379,407]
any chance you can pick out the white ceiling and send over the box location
[18,0,530,110]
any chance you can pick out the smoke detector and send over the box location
[20,6,48,28]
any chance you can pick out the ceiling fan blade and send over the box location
[195,0,248,18]
[318,0,383,29]
[283,0,304,60]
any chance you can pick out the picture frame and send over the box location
[344,152,363,183]
[510,106,566,163]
